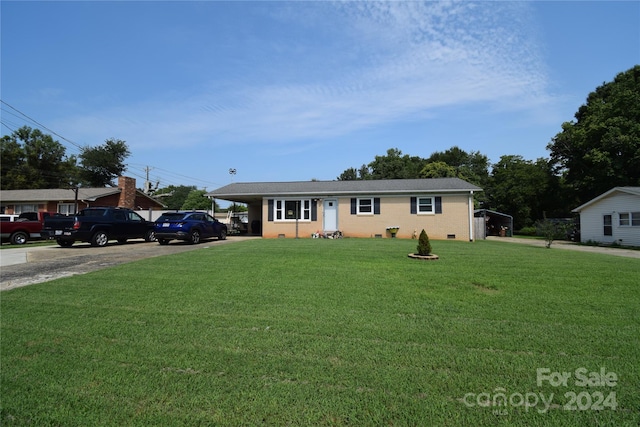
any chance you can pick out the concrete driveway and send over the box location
[0,236,258,291]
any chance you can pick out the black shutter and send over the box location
[351,198,357,215]
[311,200,317,221]
[374,198,380,215]
[268,199,274,221]
[435,196,442,214]
[410,197,417,214]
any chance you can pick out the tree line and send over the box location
[0,127,215,211]
[1,127,129,189]
[337,66,640,230]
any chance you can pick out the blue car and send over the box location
[154,212,227,245]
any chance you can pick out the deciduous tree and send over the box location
[487,155,560,230]
[0,126,76,189]
[78,138,130,187]
[547,66,640,203]
[181,189,213,211]
[153,185,199,210]
[368,148,426,179]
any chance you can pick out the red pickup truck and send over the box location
[0,212,57,245]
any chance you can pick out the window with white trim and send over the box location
[58,203,75,215]
[417,197,434,214]
[274,199,311,221]
[619,212,640,226]
[357,198,373,214]
[15,204,39,214]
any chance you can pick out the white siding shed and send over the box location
[572,187,640,247]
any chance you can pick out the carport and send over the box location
[206,188,264,236]
[474,209,513,239]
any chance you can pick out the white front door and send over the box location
[323,199,338,231]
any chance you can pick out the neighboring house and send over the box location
[572,187,640,247]
[0,176,165,215]
[206,178,481,240]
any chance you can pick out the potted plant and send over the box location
[386,226,400,238]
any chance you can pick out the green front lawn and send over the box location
[1,239,638,426]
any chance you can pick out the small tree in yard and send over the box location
[417,229,432,256]
[536,218,571,249]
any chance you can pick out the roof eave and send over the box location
[210,188,481,200]
[572,187,640,212]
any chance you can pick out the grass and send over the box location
[1,238,639,426]
[0,240,56,249]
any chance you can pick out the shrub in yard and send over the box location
[535,218,571,248]
[417,229,432,256]
[517,226,537,236]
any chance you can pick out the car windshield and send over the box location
[157,213,189,222]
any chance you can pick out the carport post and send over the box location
[295,200,299,239]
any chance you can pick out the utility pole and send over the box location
[144,166,154,193]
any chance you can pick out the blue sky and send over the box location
[1,1,638,192]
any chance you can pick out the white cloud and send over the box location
[60,1,552,153]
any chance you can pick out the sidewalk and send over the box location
[485,236,640,259]
[0,247,30,267]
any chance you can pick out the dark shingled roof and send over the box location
[207,178,481,203]
[0,187,121,202]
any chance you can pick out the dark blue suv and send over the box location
[154,212,227,245]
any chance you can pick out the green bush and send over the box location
[416,229,432,255]
[517,226,537,236]
[535,219,572,248]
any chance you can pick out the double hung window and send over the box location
[410,196,442,215]
[15,204,38,214]
[58,203,75,215]
[358,198,373,214]
[619,212,640,226]
[417,197,434,214]
[350,198,380,215]
[603,215,613,236]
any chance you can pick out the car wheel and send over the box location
[91,231,109,247]
[10,231,28,245]
[218,229,227,240]
[145,230,156,242]
[158,239,169,245]
[189,229,200,244]
[57,239,73,247]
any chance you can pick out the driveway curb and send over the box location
[485,236,640,259]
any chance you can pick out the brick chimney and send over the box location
[117,176,137,209]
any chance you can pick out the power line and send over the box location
[1,100,85,152]
[127,163,221,189]
[1,100,223,190]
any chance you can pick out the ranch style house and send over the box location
[207,177,482,240]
